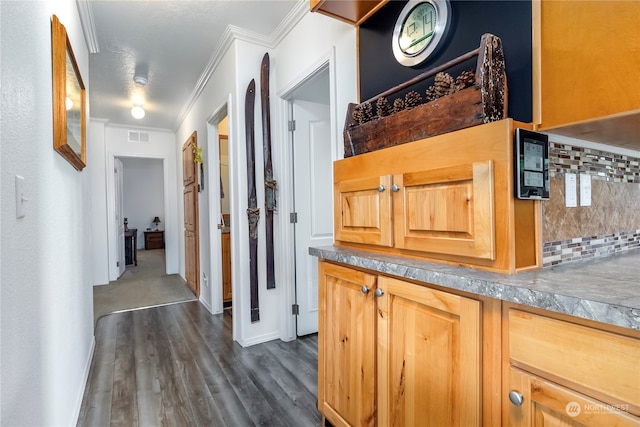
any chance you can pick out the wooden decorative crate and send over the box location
[344,33,507,157]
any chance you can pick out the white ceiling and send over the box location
[80,0,302,130]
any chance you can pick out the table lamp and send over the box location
[153,216,161,231]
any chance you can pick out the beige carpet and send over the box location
[93,249,197,325]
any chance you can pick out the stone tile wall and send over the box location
[542,140,640,267]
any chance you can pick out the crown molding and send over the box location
[174,0,308,130]
[76,0,100,53]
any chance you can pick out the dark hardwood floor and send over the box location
[77,301,321,426]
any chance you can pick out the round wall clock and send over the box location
[392,0,452,67]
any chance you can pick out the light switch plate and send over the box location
[565,173,577,208]
[580,173,591,206]
[15,175,26,218]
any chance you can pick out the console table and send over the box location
[144,230,165,250]
[124,228,137,266]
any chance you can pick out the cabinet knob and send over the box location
[361,286,370,294]
[392,184,400,192]
[375,288,385,297]
[508,391,524,406]
[377,185,385,192]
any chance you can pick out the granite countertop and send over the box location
[309,246,640,331]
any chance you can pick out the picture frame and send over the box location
[51,15,86,171]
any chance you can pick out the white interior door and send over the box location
[115,158,126,277]
[292,98,332,336]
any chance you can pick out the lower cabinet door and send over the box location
[376,276,482,426]
[318,262,377,427]
[507,367,640,427]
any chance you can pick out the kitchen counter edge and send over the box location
[309,246,640,331]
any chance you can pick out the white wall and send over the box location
[175,7,356,346]
[0,2,95,425]
[121,158,165,249]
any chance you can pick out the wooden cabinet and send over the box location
[504,307,640,426]
[533,0,640,151]
[310,0,386,26]
[318,261,484,426]
[144,230,164,250]
[508,368,639,427]
[318,262,376,427]
[377,275,481,426]
[221,232,232,303]
[334,119,540,273]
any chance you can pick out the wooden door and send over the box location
[393,160,495,260]
[377,276,481,427]
[221,232,231,302]
[183,132,199,297]
[334,174,393,247]
[115,158,126,277]
[318,261,376,427]
[507,368,640,427]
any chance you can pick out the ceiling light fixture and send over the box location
[133,75,148,86]
[131,105,145,119]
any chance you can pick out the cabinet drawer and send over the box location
[508,309,640,410]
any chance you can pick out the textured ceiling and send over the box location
[84,0,301,130]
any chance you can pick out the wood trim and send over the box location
[531,0,542,128]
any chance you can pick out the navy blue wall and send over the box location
[359,0,532,123]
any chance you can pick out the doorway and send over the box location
[286,65,333,336]
[96,156,196,325]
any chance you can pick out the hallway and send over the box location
[77,301,320,426]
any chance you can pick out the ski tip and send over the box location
[262,52,269,63]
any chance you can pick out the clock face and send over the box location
[392,0,451,67]
[399,2,437,56]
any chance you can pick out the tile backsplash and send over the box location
[542,140,640,267]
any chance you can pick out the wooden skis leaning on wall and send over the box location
[261,52,277,289]
[245,79,260,323]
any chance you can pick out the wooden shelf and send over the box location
[310,0,387,26]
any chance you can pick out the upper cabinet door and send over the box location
[393,160,496,260]
[335,175,393,247]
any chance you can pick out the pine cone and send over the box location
[455,70,475,90]
[376,97,393,118]
[434,72,456,97]
[404,90,423,109]
[393,98,405,113]
[425,72,456,102]
[425,86,439,102]
[352,104,364,125]
[360,102,374,123]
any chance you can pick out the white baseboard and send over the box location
[72,336,96,426]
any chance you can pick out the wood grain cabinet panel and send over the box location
[507,367,640,427]
[318,261,485,426]
[333,120,540,273]
[504,306,640,426]
[377,276,481,427]
[393,160,495,260]
[335,175,393,247]
[533,0,640,150]
[318,262,376,427]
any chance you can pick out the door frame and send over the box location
[276,47,339,340]
[107,153,174,281]
[205,99,229,316]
